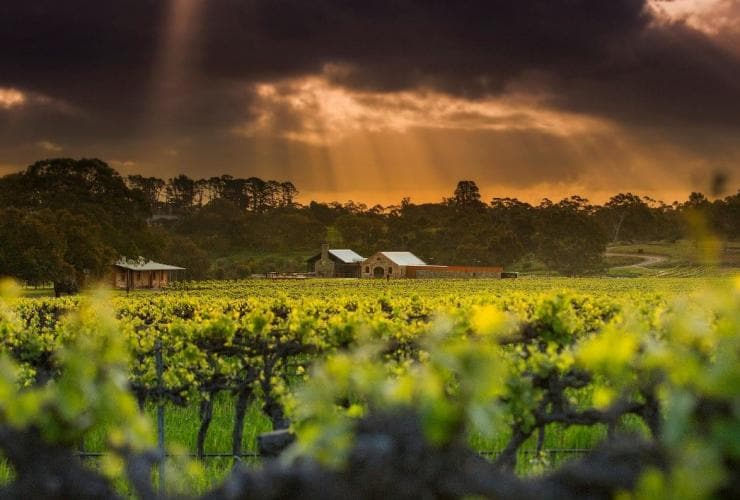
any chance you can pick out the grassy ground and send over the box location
[605,255,644,267]
[606,239,740,277]
[91,398,624,494]
[0,390,630,495]
[608,239,740,265]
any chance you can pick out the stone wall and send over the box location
[315,244,336,277]
[361,252,404,278]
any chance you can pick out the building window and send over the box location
[388,267,393,274]
[365,266,369,273]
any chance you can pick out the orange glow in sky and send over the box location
[0,1,738,205]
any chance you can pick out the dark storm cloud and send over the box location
[199,0,740,127]
[0,0,739,201]
[0,1,165,115]
[2,0,739,129]
[201,0,649,85]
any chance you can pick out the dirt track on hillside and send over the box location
[605,253,668,269]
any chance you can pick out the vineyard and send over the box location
[0,277,738,499]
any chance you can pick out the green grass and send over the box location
[19,287,56,297]
[605,255,644,267]
[0,395,273,496]
[468,387,652,476]
[0,392,632,493]
[606,239,740,277]
[608,239,740,265]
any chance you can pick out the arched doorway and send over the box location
[373,266,385,278]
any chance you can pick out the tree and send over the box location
[246,177,267,211]
[126,175,165,212]
[0,208,115,291]
[597,193,656,243]
[149,227,210,280]
[53,211,115,285]
[485,227,526,267]
[534,199,607,275]
[279,182,299,208]
[166,175,197,212]
[0,158,151,258]
[712,191,740,239]
[452,180,484,209]
[335,214,388,255]
[0,209,68,285]
[220,176,250,210]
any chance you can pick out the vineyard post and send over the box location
[155,339,165,498]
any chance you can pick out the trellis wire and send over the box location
[74,349,593,480]
[73,449,590,460]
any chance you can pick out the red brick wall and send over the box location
[405,265,502,278]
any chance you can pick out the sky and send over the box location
[1,0,739,205]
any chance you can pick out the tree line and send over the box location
[0,158,737,286]
[127,174,299,213]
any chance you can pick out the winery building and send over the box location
[112,258,185,290]
[361,251,427,278]
[306,245,504,279]
[361,251,503,279]
[306,245,365,277]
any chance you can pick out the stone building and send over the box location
[112,258,185,290]
[361,251,503,279]
[306,245,365,277]
[308,246,504,279]
[360,251,427,278]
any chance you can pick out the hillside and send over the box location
[606,240,740,277]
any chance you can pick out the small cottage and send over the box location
[306,245,365,277]
[112,258,185,290]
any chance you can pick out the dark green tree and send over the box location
[452,180,484,209]
[0,209,68,285]
[0,158,150,258]
[534,198,607,275]
[166,174,197,212]
[126,175,165,212]
[596,193,656,243]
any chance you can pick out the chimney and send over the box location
[321,243,329,261]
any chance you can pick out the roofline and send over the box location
[306,249,364,263]
[373,251,427,265]
[112,263,186,271]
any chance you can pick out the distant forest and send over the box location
[0,158,738,285]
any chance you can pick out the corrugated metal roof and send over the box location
[380,251,426,266]
[114,258,185,271]
[328,249,365,263]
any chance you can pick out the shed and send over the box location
[306,245,365,277]
[112,258,185,290]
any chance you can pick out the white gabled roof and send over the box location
[380,251,426,266]
[328,249,365,263]
[114,257,185,271]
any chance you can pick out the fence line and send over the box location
[73,341,593,494]
[75,452,261,459]
[74,449,590,459]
